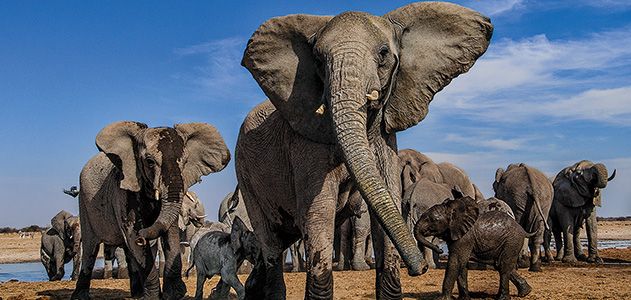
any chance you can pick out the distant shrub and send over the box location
[597,216,631,221]
[0,227,18,234]
[21,225,46,232]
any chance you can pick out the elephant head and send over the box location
[414,192,479,243]
[51,210,81,253]
[242,2,492,274]
[180,191,206,229]
[230,217,260,263]
[96,121,230,244]
[560,160,616,206]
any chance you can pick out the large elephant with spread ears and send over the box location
[71,121,230,300]
[545,160,615,264]
[237,2,492,299]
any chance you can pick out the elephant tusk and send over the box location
[366,90,379,101]
[197,214,207,219]
[608,169,616,181]
[155,190,160,201]
[315,104,325,115]
[186,191,196,202]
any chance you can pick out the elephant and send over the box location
[414,192,533,300]
[188,218,261,300]
[479,197,515,219]
[71,121,230,300]
[40,210,81,281]
[399,149,485,203]
[399,150,484,269]
[334,190,373,271]
[237,3,492,298]
[103,245,128,279]
[493,163,553,272]
[544,160,616,264]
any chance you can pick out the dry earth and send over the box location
[1,222,630,299]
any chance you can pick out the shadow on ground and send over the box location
[37,288,129,300]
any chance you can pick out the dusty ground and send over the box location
[0,248,629,299]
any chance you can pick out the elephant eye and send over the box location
[146,157,156,168]
[378,45,389,64]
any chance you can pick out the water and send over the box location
[1,240,630,282]
[0,259,104,283]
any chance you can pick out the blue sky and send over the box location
[1,0,630,227]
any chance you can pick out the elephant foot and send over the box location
[436,294,453,300]
[333,263,345,271]
[528,262,541,272]
[457,293,471,300]
[541,254,554,263]
[162,277,187,300]
[497,294,510,300]
[587,256,603,264]
[103,269,112,279]
[562,256,578,264]
[117,267,129,279]
[576,254,588,262]
[70,289,90,300]
[517,282,532,298]
[351,261,371,271]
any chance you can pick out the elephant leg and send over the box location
[585,210,602,263]
[122,246,145,298]
[552,226,564,261]
[300,184,337,299]
[370,212,402,300]
[156,239,166,277]
[364,235,374,266]
[542,228,553,263]
[115,247,129,279]
[161,225,187,300]
[221,265,246,300]
[528,237,542,272]
[103,245,114,279]
[351,215,371,271]
[291,242,301,272]
[509,270,532,297]
[517,238,530,269]
[574,225,586,261]
[562,223,577,263]
[71,238,99,300]
[52,244,66,281]
[71,247,81,281]
[334,219,350,271]
[282,249,289,272]
[194,269,208,300]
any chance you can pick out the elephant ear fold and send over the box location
[175,123,230,189]
[383,2,492,132]
[242,14,336,144]
[96,121,148,192]
[448,197,479,241]
[495,168,505,183]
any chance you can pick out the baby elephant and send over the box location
[415,191,533,300]
[188,217,259,300]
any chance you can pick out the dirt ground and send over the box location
[0,248,629,299]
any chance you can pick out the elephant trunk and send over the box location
[327,51,425,276]
[136,175,184,246]
[594,163,610,189]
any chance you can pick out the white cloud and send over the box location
[462,0,524,16]
[444,133,532,151]
[431,27,631,125]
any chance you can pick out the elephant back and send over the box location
[437,162,476,198]
[404,178,453,228]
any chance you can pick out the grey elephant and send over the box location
[493,163,553,272]
[188,217,260,300]
[399,149,483,269]
[399,149,485,203]
[237,2,492,298]
[71,121,230,300]
[545,160,615,264]
[40,210,81,281]
[414,192,533,300]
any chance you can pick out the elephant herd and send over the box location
[37,2,617,300]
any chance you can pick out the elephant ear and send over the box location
[51,210,72,240]
[96,121,148,192]
[447,196,479,241]
[242,14,335,144]
[175,123,230,189]
[384,2,493,132]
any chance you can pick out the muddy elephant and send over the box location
[493,163,553,272]
[41,210,81,281]
[545,160,615,264]
[334,190,373,271]
[71,121,230,300]
[414,192,533,300]
[237,3,492,298]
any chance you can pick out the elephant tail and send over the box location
[523,165,550,231]
[524,227,539,239]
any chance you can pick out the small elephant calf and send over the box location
[187,217,259,300]
[415,191,533,300]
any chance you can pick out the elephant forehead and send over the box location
[142,128,184,158]
[317,12,390,49]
